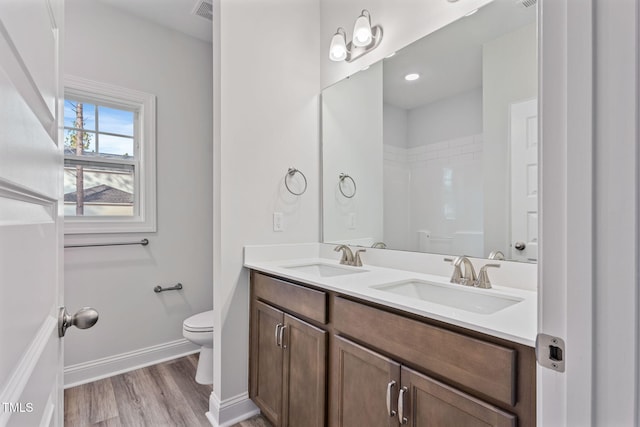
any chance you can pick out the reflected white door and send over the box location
[0,1,64,426]
[510,99,538,262]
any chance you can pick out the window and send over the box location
[63,76,156,234]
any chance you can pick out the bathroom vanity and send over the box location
[245,247,537,427]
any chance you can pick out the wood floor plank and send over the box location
[165,356,212,419]
[147,362,205,426]
[111,367,175,426]
[88,377,119,424]
[92,416,123,427]
[64,383,90,427]
[233,415,273,427]
[65,355,272,427]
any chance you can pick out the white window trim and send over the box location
[63,75,157,234]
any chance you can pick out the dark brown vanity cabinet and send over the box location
[399,366,516,427]
[249,271,535,427]
[330,335,401,427]
[331,335,516,427]
[250,273,328,427]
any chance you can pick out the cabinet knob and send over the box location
[386,381,397,417]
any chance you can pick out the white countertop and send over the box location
[244,245,537,347]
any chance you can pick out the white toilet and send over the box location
[183,310,214,385]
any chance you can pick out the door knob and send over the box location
[514,241,526,251]
[58,307,99,337]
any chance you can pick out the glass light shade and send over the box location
[329,31,347,61]
[352,13,372,47]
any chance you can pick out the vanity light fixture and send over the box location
[329,9,383,63]
[352,10,373,46]
[329,28,348,61]
[404,73,420,81]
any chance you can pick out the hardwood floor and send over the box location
[64,354,272,427]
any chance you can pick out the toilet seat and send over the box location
[183,309,213,333]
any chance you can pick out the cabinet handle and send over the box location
[279,325,287,349]
[398,386,408,425]
[275,323,283,347]
[386,380,397,417]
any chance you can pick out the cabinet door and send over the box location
[399,366,516,427]
[250,301,284,426]
[330,335,401,427]
[282,314,327,427]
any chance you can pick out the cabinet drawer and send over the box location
[253,272,327,324]
[333,297,516,406]
[401,366,517,427]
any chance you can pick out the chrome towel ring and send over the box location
[285,167,307,196]
[339,173,357,198]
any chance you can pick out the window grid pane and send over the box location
[63,99,137,217]
[63,161,135,217]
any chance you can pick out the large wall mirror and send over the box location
[322,0,538,263]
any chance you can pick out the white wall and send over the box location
[407,87,483,148]
[211,0,320,422]
[482,22,537,260]
[63,0,213,384]
[383,103,408,148]
[407,134,484,256]
[322,62,383,245]
[382,106,410,249]
[382,89,483,255]
[592,0,638,423]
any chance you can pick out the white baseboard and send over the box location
[206,391,260,427]
[64,338,199,388]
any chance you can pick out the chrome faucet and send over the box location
[475,264,500,289]
[334,245,366,267]
[444,256,477,286]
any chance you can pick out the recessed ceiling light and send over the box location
[465,8,479,17]
[361,65,370,71]
[404,73,420,81]
[385,52,396,58]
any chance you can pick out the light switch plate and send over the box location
[273,212,283,232]
[348,213,356,229]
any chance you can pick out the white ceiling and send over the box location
[383,0,536,110]
[96,0,213,43]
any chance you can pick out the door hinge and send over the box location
[535,333,565,372]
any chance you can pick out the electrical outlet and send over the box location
[273,212,283,232]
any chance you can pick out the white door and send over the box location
[510,99,538,262]
[0,1,64,426]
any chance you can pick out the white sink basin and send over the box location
[284,263,367,278]
[372,279,523,314]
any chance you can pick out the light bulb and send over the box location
[329,30,347,61]
[404,73,420,81]
[352,11,372,47]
